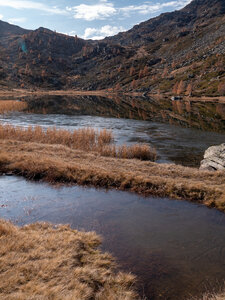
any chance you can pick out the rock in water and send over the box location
[200,144,225,171]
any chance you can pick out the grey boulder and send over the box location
[200,143,225,171]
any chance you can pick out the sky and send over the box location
[0,0,192,40]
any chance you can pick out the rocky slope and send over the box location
[0,0,224,95]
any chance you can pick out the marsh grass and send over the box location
[0,140,224,211]
[100,144,157,161]
[0,219,137,300]
[192,290,225,300]
[0,124,113,151]
[0,100,27,114]
[0,124,156,161]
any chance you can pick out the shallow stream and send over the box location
[1,176,225,299]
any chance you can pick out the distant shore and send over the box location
[0,89,225,103]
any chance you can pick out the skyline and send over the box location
[0,0,192,40]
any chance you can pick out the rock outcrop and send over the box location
[0,0,225,92]
[200,143,225,171]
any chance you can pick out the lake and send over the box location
[1,95,225,166]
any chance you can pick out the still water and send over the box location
[1,176,225,300]
[1,95,225,166]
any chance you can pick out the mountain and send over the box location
[0,0,224,96]
[0,20,29,37]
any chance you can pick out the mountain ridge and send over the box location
[0,0,224,96]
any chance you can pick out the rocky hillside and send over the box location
[0,0,224,96]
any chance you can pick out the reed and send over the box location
[100,144,157,161]
[0,100,27,114]
[0,124,113,152]
[0,124,156,161]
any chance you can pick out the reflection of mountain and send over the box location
[25,95,225,132]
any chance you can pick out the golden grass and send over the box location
[192,290,225,300]
[0,100,27,114]
[0,219,137,300]
[100,144,157,161]
[0,124,112,151]
[0,124,156,161]
[0,139,224,211]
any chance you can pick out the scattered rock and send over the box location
[200,143,225,171]
[171,96,183,101]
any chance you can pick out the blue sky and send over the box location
[0,0,192,40]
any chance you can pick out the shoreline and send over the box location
[0,89,225,103]
[0,139,224,212]
[0,219,137,300]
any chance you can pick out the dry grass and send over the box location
[201,293,225,300]
[0,100,27,114]
[192,290,225,300]
[0,124,156,161]
[0,139,224,211]
[0,219,137,300]
[0,124,112,151]
[100,144,157,161]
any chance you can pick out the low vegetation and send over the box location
[0,124,156,161]
[0,124,113,151]
[193,290,225,300]
[100,144,157,161]
[0,139,224,211]
[0,219,137,300]
[0,100,27,114]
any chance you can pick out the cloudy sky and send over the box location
[0,0,192,40]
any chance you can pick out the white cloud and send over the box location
[83,25,125,40]
[120,0,192,16]
[68,30,77,36]
[8,17,26,24]
[66,0,192,21]
[0,0,67,15]
[66,2,116,21]
[0,14,3,19]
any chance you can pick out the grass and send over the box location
[193,290,225,300]
[0,139,224,211]
[0,100,27,114]
[0,219,137,300]
[100,144,157,161]
[0,124,156,161]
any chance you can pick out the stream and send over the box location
[1,175,225,299]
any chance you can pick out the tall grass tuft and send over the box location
[0,124,113,151]
[0,100,27,114]
[0,123,156,161]
[100,144,157,161]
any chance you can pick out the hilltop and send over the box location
[0,0,224,96]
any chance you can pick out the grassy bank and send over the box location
[0,124,156,161]
[0,219,137,300]
[194,291,225,300]
[0,139,224,211]
[0,100,27,114]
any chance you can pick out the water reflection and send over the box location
[0,95,224,167]
[1,175,225,300]
[23,95,225,132]
[0,112,224,167]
